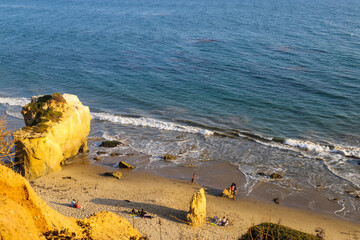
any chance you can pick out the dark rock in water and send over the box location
[104,171,122,179]
[257,172,266,176]
[163,154,177,161]
[93,156,102,162]
[273,197,280,204]
[119,161,135,169]
[111,152,122,156]
[270,173,283,179]
[97,151,107,155]
[100,140,121,148]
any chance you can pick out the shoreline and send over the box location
[31,162,360,240]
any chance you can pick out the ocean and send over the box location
[0,0,360,222]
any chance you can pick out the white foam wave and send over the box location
[91,112,214,136]
[0,97,30,107]
[284,139,360,158]
[5,109,23,119]
[284,139,330,152]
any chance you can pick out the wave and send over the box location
[5,109,23,119]
[284,139,360,159]
[91,112,214,136]
[236,131,360,159]
[2,96,358,158]
[0,97,30,107]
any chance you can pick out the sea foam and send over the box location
[284,139,360,158]
[91,112,214,136]
[0,97,30,107]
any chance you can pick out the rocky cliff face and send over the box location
[13,93,91,179]
[0,164,142,240]
[186,188,206,227]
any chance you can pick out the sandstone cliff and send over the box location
[13,93,91,179]
[186,188,206,227]
[0,164,143,240]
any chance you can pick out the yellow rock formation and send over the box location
[0,164,143,240]
[186,188,206,227]
[13,93,91,179]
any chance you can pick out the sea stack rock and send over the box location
[13,93,91,179]
[186,188,206,227]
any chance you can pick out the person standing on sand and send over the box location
[191,173,196,183]
[230,183,237,200]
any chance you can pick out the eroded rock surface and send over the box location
[0,164,142,240]
[186,188,206,227]
[13,93,91,179]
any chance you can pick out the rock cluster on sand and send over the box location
[186,188,206,227]
[0,164,142,240]
[13,93,91,179]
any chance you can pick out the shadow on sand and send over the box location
[90,198,188,224]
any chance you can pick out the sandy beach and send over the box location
[30,162,360,240]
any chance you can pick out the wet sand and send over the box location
[30,161,360,240]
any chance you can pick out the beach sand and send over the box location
[30,162,360,240]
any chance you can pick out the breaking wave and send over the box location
[91,112,214,136]
[0,97,30,107]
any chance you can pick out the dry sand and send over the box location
[31,163,360,240]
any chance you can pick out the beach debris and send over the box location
[62,176,72,179]
[96,151,107,155]
[187,188,206,227]
[104,171,123,179]
[257,172,266,176]
[100,140,122,148]
[273,197,280,204]
[270,173,283,179]
[124,200,131,203]
[119,161,135,169]
[163,154,177,161]
[93,156,102,162]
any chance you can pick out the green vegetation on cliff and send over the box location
[239,223,322,240]
[22,93,66,132]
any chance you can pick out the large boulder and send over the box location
[13,93,91,179]
[186,188,206,227]
[0,164,142,240]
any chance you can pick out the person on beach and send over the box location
[221,217,227,226]
[230,183,237,199]
[191,173,196,183]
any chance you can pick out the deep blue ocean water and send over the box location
[1,0,360,222]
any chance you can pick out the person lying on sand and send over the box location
[130,208,153,219]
